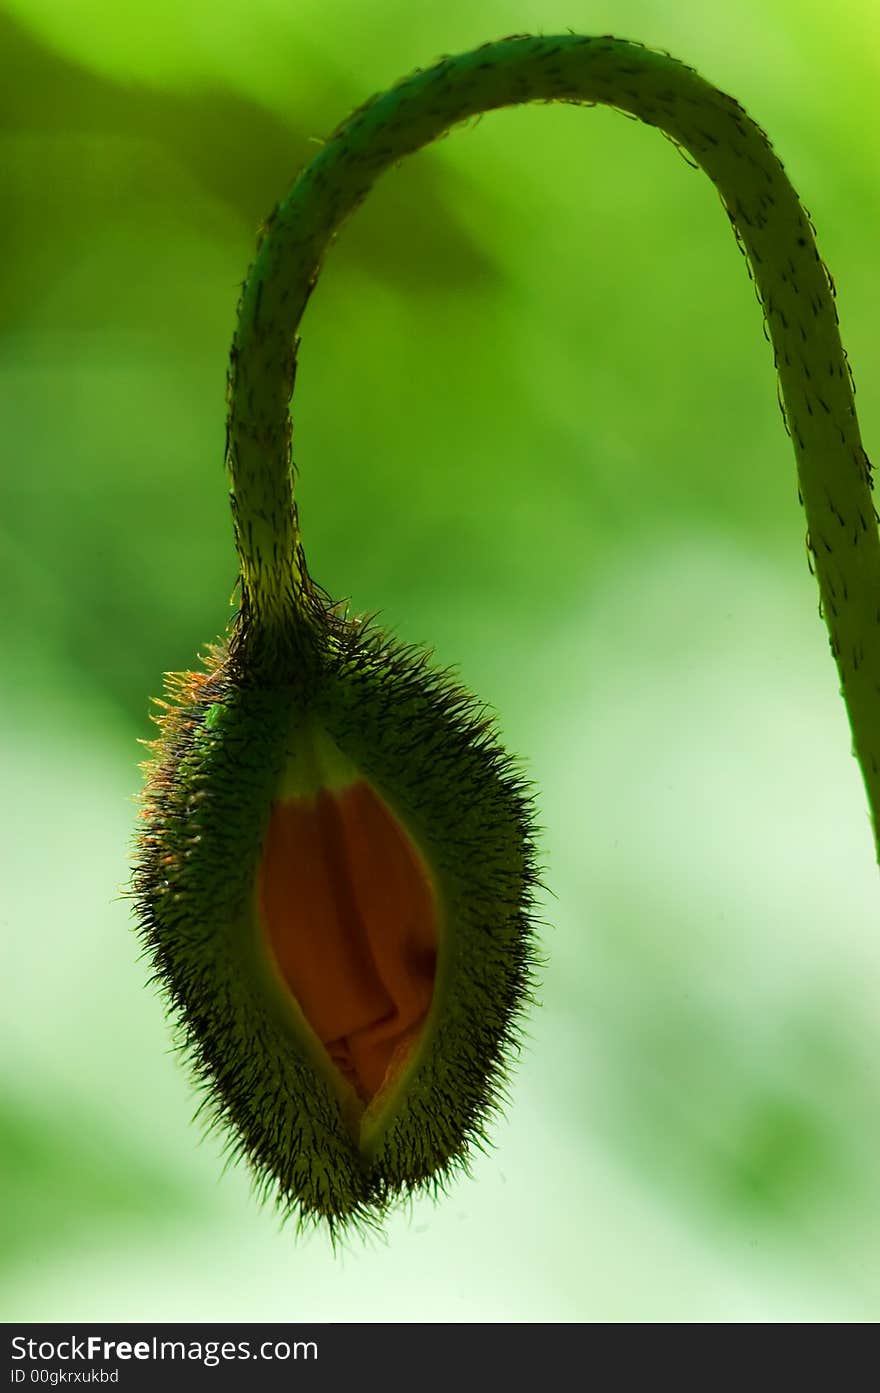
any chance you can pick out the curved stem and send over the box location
[226,33,880,857]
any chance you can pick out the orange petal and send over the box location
[258,780,438,1101]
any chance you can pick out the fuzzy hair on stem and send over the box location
[227,32,880,840]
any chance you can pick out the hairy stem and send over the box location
[226,33,880,855]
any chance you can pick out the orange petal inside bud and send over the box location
[258,781,438,1102]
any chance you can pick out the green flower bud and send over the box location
[133,33,878,1235]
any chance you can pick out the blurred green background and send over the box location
[2,0,880,1322]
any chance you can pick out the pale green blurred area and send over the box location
[2,0,880,1322]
